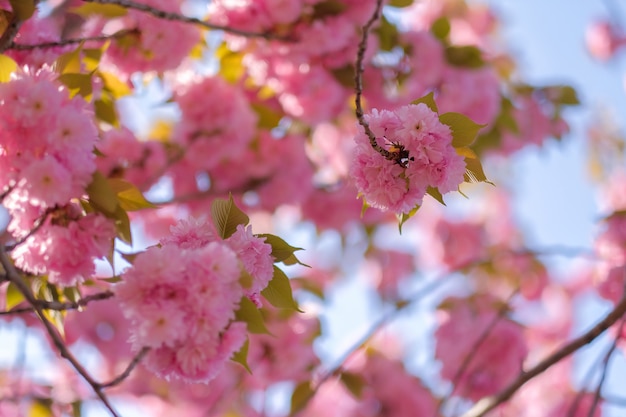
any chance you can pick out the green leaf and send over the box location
[389,0,413,7]
[211,194,249,239]
[9,0,35,21]
[57,73,93,99]
[281,253,311,267]
[398,205,420,234]
[69,3,128,18]
[86,171,119,215]
[94,97,119,127]
[231,337,252,374]
[542,85,580,106]
[71,401,82,417]
[340,371,366,398]
[426,186,446,206]
[290,381,314,415]
[256,234,303,263]
[5,282,24,310]
[410,92,438,113]
[82,48,102,72]
[108,178,157,211]
[311,0,346,18]
[445,45,485,68]
[0,54,17,82]
[291,277,324,299]
[112,205,132,245]
[100,71,131,98]
[55,46,83,74]
[430,17,450,40]
[98,276,122,284]
[216,43,244,84]
[439,112,485,148]
[235,297,270,334]
[464,156,492,184]
[261,266,300,311]
[251,103,282,129]
[330,64,356,88]
[28,398,53,417]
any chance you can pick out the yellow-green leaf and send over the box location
[439,112,485,148]
[94,96,119,127]
[311,0,346,18]
[398,205,420,234]
[112,205,132,245]
[251,103,282,129]
[86,171,119,215]
[430,17,450,40]
[445,45,485,68]
[216,43,245,84]
[100,71,131,98]
[261,266,300,311]
[256,234,303,263]
[340,372,366,398]
[108,178,157,211]
[235,297,270,334]
[411,92,438,113]
[389,0,413,6]
[464,156,492,184]
[5,282,24,310]
[290,381,314,415]
[57,73,93,99]
[455,147,477,159]
[9,0,35,21]
[28,398,53,417]
[211,194,249,239]
[56,46,83,74]
[231,337,252,374]
[69,3,128,18]
[426,186,445,206]
[330,64,355,88]
[374,15,399,51]
[0,54,17,82]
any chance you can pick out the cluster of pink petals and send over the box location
[350,103,466,214]
[12,211,116,286]
[586,20,626,61]
[104,0,200,75]
[116,242,245,383]
[435,296,528,401]
[117,216,275,382]
[174,76,257,172]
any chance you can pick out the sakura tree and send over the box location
[0,0,624,416]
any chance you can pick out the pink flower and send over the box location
[226,224,274,299]
[435,296,528,401]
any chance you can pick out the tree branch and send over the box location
[6,28,139,50]
[99,347,150,389]
[0,247,121,417]
[461,295,626,417]
[353,0,392,160]
[81,0,291,40]
[0,290,114,315]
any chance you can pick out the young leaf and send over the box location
[57,73,93,99]
[411,92,438,113]
[86,171,119,215]
[69,3,128,18]
[256,234,303,263]
[398,205,420,234]
[231,338,252,374]
[9,0,35,20]
[108,178,157,211]
[340,371,366,398]
[464,156,493,184]
[94,97,119,127]
[211,194,249,239]
[426,186,446,206]
[290,381,314,415]
[431,17,450,40]
[261,266,300,311]
[0,54,17,82]
[112,205,133,245]
[235,297,271,334]
[389,0,414,7]
[439,112,486,148]
[5,282,24,310]
[445,45,485,68]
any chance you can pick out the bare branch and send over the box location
[461,296,626,417]
[99,347,150,389]
[353,0,392,160]
[6,28,139,50]
[81,0,291,40]
[0,290,114,315]
[0,247,121,417]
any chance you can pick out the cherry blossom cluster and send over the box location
[115,216,274,382]
[435,296,528,401]
[350,103,466,214]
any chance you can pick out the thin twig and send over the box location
[437,290,519,417]
[81,0,291,40]
[7,29,139,50]
[99,347,150,389]
[586,317,626,417]
[0,290,114,315]
[0,247,121,417]
[4,212,50,252]
[461,295,626,417]
[353,0,392,160]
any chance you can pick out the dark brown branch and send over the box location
[99,347,150,389]
[81,0,290,40]
[461,295,626,417]
[353,0,392,160]
[0,290,114,315]
[0,247,121,417]
[7,28,139,50]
